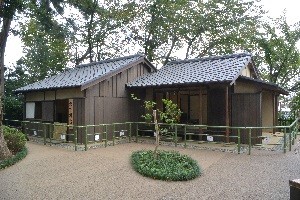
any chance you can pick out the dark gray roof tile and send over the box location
[16,54,145,92]
[127,53,252,87]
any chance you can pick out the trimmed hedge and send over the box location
[3,126,26,154]
[131,150,201,181]
[0,147,28,170]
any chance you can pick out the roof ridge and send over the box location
[168,52,252,64]
[76,54,144,68]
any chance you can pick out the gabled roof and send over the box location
[127,53,253,88]
[16,54,156,93]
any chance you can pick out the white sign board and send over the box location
[95,135,100,141]
[60,134,66,140]
[207,136,214,142]
[26,102,35,119]
[262,137,270,144]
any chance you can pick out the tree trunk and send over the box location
[153,110,160,156]
[0,17,12,159]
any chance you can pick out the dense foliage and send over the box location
[0,147,27,170]
[3,126,26,154]
[131,150,201,181]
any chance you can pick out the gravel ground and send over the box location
[0,140,300,200]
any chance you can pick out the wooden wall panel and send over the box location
[87,84,99,97]
[73,98,85,143]
[45,91,55,100]
[155,93,164,111]
[207,88,226,126]
[42,101,54,122]
[84,97,94,126]
[169,92,177,104]
[25,92,44,101]
[202,94,207,124]
[261,91,274,128]
[145,88,153,101]
[56,88,84,99]
[82,63,153,129]
[108,77,113,97]
[231,93,262,144]
[117,72,128,98]
[234,81,260,93]
[94,97,104,124]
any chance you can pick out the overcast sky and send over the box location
[4,0,300,67]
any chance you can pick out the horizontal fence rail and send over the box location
[4,118,300,154]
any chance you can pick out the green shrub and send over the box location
[131,150,201,181]
[0,147,28,170]
[3,126,26,154]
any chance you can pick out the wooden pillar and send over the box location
[225,86,230,143]
[199,86,203,125]
[198,87,203,137]
[273,94,278,134]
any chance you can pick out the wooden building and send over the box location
[127,53,288,143]
[16,53,288,143]
[15,54,156,142]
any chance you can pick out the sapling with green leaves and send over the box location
[131,94,181,155]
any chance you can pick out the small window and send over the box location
[26,103,35,119]
[25,102,42,119]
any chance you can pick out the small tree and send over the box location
[131,94,181,155]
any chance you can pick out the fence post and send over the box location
[50,123,54,146]
[136,123,139,143]
[112,123,115,146]
[292,124,296,145]
[85,126,88,151]
[238,129,241,154]
[289,127,292,152]
[104,125,108,147]
[74,128,77,151]
[174,125,178,147]
[43,123,46,145]
[284,127,287,153]
[184,125,187,148]
[248,128,251,155]
[128,123,132,143]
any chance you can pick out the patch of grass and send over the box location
[0,147,28,170]
[131,150,201,181]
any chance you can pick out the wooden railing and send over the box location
[4,118,299,155]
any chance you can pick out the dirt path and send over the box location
[0,141,299,200]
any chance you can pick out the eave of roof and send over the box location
[237,76,289,95]
[126,80,231,89]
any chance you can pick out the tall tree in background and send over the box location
[0,0,66,159]
[257,15,300,90]
[68,0,136,64]
[130,0,264,65]
[18,18,69,82]
[182,0,264,58]
[4,65,29,121]
[253,15,300,116]
[0,0,24,159]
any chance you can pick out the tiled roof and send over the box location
[127,53,252,87]
[16,54,146,92]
